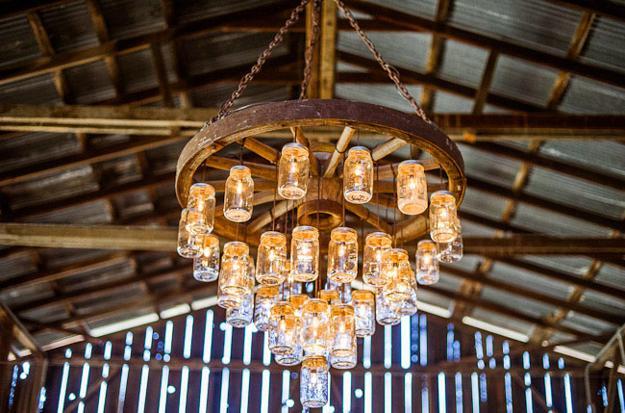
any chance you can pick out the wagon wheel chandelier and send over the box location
[175,0,466,407]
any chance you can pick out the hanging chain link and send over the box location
[332,0,431,123]
[215,0,311,120]
[299,0,322,99]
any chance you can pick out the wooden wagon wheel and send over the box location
[175,99,466,245]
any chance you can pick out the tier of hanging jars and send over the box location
[175,141,464,409]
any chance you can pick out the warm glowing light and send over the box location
[330,305,357,369]
[429,190,459,243]
[352,290,375,337]
[254,286,279,332]
[438,234,463,264]
[416,240,439,285]
[177,209,201,258]
[327,227,358,283]
[362,232,392,288]
[186,183,216,234]
[217,241,253,309]
[290,226,320,282]
[269,302,300,357]
[396,160,427,215]
[376,288,401,326]
[193,234,220,282]
[224,165,254,222]
[343,146,373,204]
[226,293,254,327]
[278,142,309,200]
[300,356,329,408]
[302,299,330,358]
[256,231,288,285]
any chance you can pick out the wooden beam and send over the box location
[371,137,407,161]
[0,304,41,354]
[1,223,624,255]
[318,0,337,99]
[472,51,499,114]
[348,0,625,90]
[323,126,355,177]
[204,156,277,181]
[243,138,280,164]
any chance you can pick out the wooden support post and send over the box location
[318,0,337,99]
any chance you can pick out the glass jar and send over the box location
[399,284,418,317]
[300,356,329,408]
[301,299,330,358]
[193,234,220,282]
[327,227,358,283]
[226,293,253,328]
[177,209,201,258]
[223,165,254,222]
[437,233,463,264]
[274,343,302,366]
[429,190,459,243]
[254,285,279,332]
[256,231,288,285]
[362,232,392,288]
[318,289,340,305]
[186,182,216,234]
[278,142,309,200]
[343,146,373,204]
[217,241,252,309]
[386,250,414,303]
[330,304,357,369]
[269,301,300,356]
[290,226,319,282]
[416,240,439,285]
[396,160,428,215]
[380,248,411,302]
[376,289,401,326]
[288,294,308,317]
[352,290,375,337]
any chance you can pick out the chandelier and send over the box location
[175,0,465,408]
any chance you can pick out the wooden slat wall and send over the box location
[1,308,619,412]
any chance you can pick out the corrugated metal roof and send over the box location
[175,0,283,25]
[540,140,625,180]
[490,55,558,107]
[39,0,99,53]
[489,261,574,301]
[99,0,166,40]
[449,0,581,56]
[460,144,523,187]
[581,15,625,72]
[0,133,81,173]
[0,14,41,69]
[365,0,437,19]
[524,166,625,220]
[559,76,625,113]
[117,49,160,94]
[438,39,489,88]
[512,202,612,236]
[0,74,62,104]
[64,60,117,103]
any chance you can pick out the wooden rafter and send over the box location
[318,0,337,99]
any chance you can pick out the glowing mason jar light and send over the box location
[217,241,252,309]
[352,290,375,337]
[300,356,329,408]
[429,190,459,243]
[223,165,254,222]
[256,231,287,285]
[327,227,358,283]
[177,209,201,258]
[290,226,319,282]
[193,234,220,282]
[437,233,463,264]
[318,289,340,305]
[343,146,373,204]
[269,301,300,356]
[254,285,278,332]
[399,276,418,317]
[380,248,411,302]
[416,240,439,285]
[301,299,330,357]
[376,288,401,326]
[226,292,253,328]
[278,142,309,200]
[362,232,392,288]
[186,183,216,234]
[396,160,428,215]
[330,304,357,369]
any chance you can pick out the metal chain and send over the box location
[299,0,322,99]
[216,0,311,120]
[333,0,431,123]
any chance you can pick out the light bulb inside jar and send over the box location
[290,226,320,282]
[192,234,220,282]
[327,227,358,284]
[429,190,459,243]
[301,299,330,358]
[278,142,309,200]
[362,232,392,288]
[254,285,278,332]
[396,160,428,215]
[329,304,357,369]
[256,231,287,285]
[223,165,254,222]
[186,183,216,234]
[269,301,300,356]
[352,290,376,337]
[217,241,252,309]
[300,356,329,408]
[343,146,373,204]
[177,209,201,258]
[416,240,439,285]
